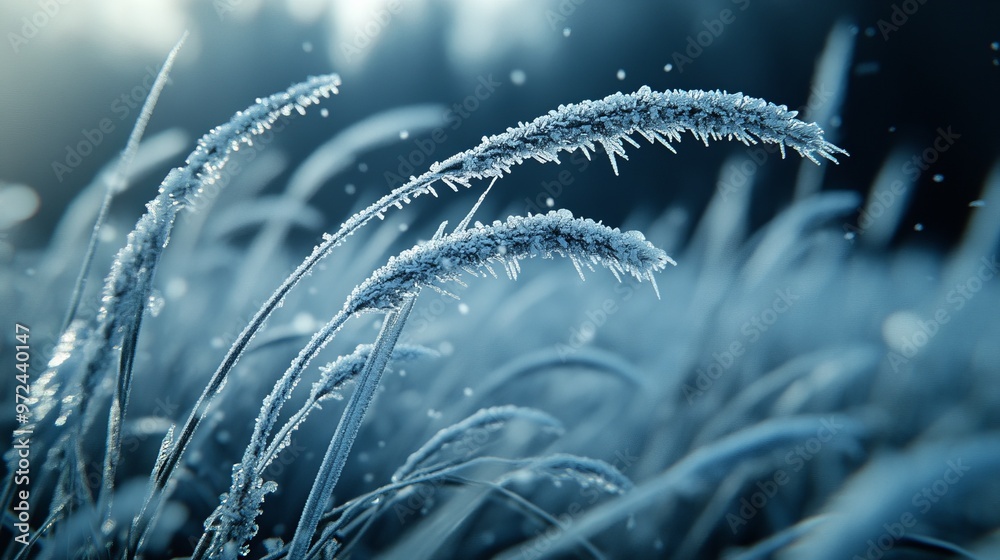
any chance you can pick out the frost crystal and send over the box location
[349,210,674,313]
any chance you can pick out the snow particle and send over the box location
[0,183,40,228]
[292,312,316,333]
[165,277,188,300]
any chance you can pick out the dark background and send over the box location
[2,0,998,254]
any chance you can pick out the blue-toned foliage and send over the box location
[3,18,999,560]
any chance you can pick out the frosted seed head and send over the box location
[346,211,670,314]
